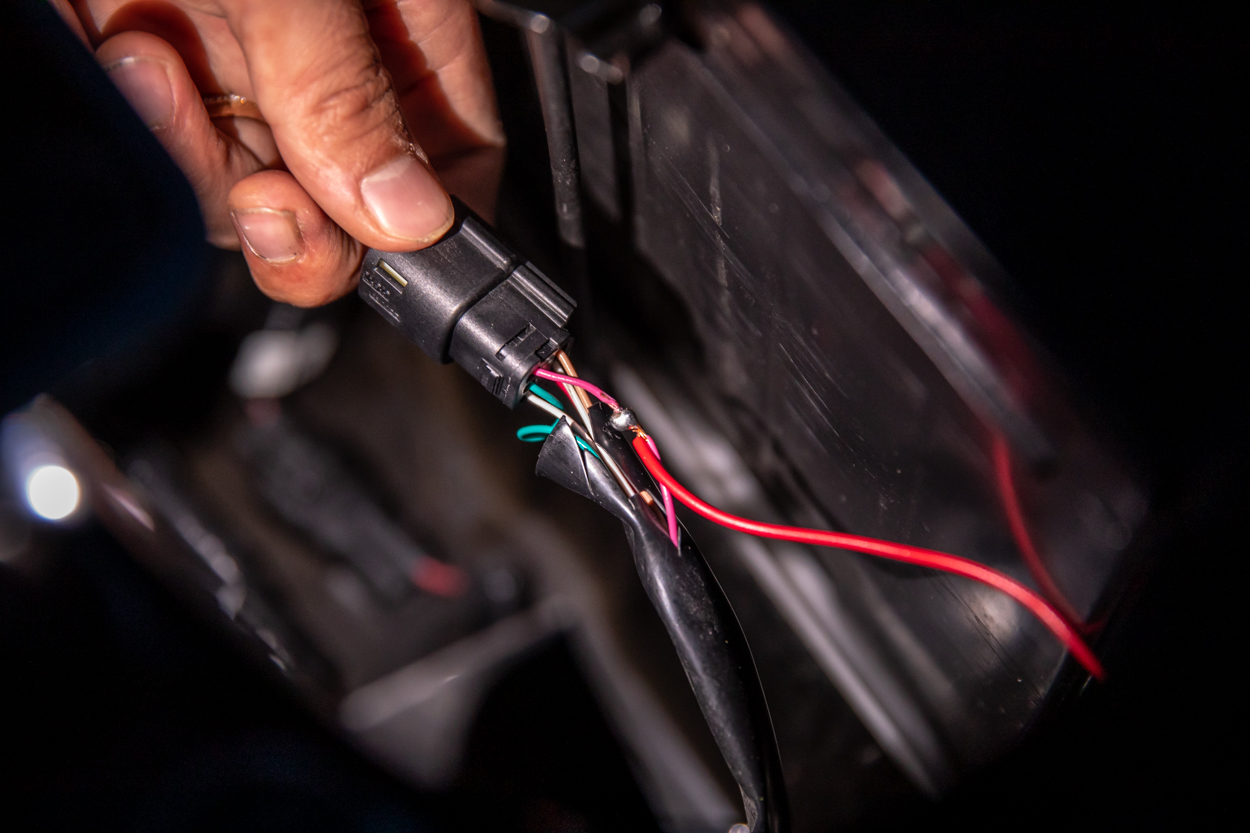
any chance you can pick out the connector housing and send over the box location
[358,199,574,407]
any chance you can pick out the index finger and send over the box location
[219,0,454,250]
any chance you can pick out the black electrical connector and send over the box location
[357,198,575,407]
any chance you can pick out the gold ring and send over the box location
[202,94,265,122]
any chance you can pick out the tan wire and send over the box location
[555,350,595,411]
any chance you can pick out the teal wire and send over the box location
[575,437,602,459]
[516,421,558,442]
[514,421,601,459]
[528,383,565,410]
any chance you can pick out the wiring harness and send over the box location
[518,354,1104,681]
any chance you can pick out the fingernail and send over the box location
[232,209,303,263]
[360,155,454,244]
[103,57,174,127]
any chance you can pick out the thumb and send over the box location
[220,0,454,250]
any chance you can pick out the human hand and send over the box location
[54,0,504,306]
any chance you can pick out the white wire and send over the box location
[555,381,595,437]
[525,392,568,422]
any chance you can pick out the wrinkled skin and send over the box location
[54,0,504,306]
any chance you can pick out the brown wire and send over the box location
[555,350,595,411]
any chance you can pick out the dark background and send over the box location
[766,2,1245,828]
[3,1,1244,830]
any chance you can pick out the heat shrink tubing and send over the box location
[358,201,789,833]
[537,416,789,833]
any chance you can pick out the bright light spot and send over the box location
[25,465,80,521]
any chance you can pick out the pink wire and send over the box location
[645,436,681,548]
[533,368,620,409]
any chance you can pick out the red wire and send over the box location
[990,433,1086,629]
[631,435,1104,680]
